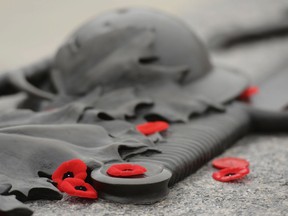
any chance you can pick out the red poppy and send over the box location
[212,157,249,169]
[136,121,169,135]
[107,163,147,177]
[52,159,87,187]
[59,178,98,199]
[239,86,259,101]
[212,167,250,182]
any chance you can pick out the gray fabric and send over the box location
[183,0,288,48]
[182,0,288,83]
[10,25,242,122]
[0,195,33,216]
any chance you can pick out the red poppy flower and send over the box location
[212,167,250,182]
[52,159,87,187]
[136,121,169,135]
[107,163,147,177]
[59,178,97,199]
[212,157,249,169]
[239,86,259,101]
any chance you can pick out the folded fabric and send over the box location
[183,0,288,83]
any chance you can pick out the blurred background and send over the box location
[0,0,199,70]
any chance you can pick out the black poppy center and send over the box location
[225,172,236,177]
[75,186,87,191]
[62,171,74,180]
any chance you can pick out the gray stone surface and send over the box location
[27,135,288,216]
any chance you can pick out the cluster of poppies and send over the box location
[136,121,251,183]
[52,159,98,199]
[51,159,148,199]
[51,122,250,200]
[51,121,168,199]
[212,157,250,182]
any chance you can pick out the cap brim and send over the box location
[185,66,249,103]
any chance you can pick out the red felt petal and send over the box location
[52,159,87,186]
[239,86,259,101]
[136,121,169,135]
[107,163,147,177]
[212,167,250,182]
[212,157,249,169]
[59,178,98,199]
